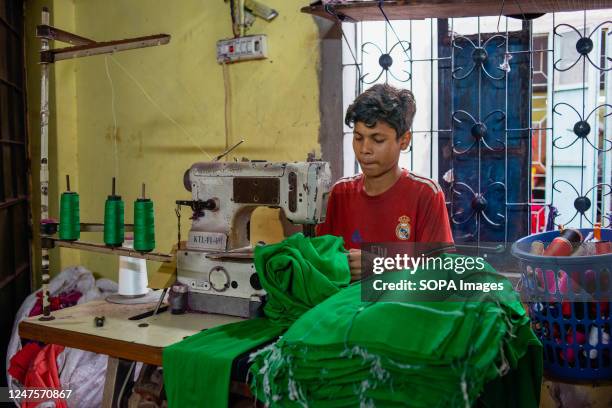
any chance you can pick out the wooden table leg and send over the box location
[102,357,135,408]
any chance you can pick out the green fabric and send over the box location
[163,319,283,408]
[477,330,543,408]
[163,233,350,408]
[249,253,542,408]
[255,232,351,327]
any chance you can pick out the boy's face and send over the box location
[352,120,410,177]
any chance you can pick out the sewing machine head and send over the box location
[182,161,331,251]
[177,161,331,317]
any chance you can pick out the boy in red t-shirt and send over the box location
[316,84,453,281]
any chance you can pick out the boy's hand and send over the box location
[347,249,362,282]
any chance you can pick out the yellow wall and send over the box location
[26,0,322,280]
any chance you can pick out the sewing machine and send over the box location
[177,161,331,317]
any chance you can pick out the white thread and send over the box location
[222,61,232,158]
[104,56,119,179]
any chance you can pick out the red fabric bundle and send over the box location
[8,343,43,384]
[23,344,67,408]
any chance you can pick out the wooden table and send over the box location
[18,298,245,407]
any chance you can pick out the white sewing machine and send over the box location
[177,161,331,317]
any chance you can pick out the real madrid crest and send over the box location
[395,215,411,240]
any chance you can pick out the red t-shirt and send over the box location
[316,169,454,249]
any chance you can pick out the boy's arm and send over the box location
[416,188,454,244]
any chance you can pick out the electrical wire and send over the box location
[512,0,528,21]
[324,5,362,85]
[377,0,410,60]
[230,0,239,37]
[497,0,506,32]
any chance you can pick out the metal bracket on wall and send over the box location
[35,24,170,63]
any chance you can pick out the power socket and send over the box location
[217,35,268,64]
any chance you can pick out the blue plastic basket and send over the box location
[511,228,612,381]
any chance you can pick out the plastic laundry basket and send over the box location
[511,228,612,381]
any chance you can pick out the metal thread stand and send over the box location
[37,7,171,320]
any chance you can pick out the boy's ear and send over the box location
[399,131,411,150]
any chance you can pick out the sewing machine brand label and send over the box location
[187,231,227,250]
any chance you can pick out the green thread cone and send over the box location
[104,196,124,246]
[59,192,80,240]
[134,198,155,252]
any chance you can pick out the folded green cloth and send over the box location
[256,232,351,327]
[249,253,542,408]
[163,233,350,408]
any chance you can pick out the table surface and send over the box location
[18,298,245,365]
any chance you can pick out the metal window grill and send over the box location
[338,7,612,261]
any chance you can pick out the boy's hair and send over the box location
[345,84,416,139]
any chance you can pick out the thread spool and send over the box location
[59,175,80,241]
[543,229,583,256]
[529,240,544,255]
[134,183,155,252]
[118,234,148,296]
[170,282,188,314]
[104,177,124,247]
[593,222,612,255]
[595,241,612,255]
[570,243,590,257]
[106,234,158,304]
